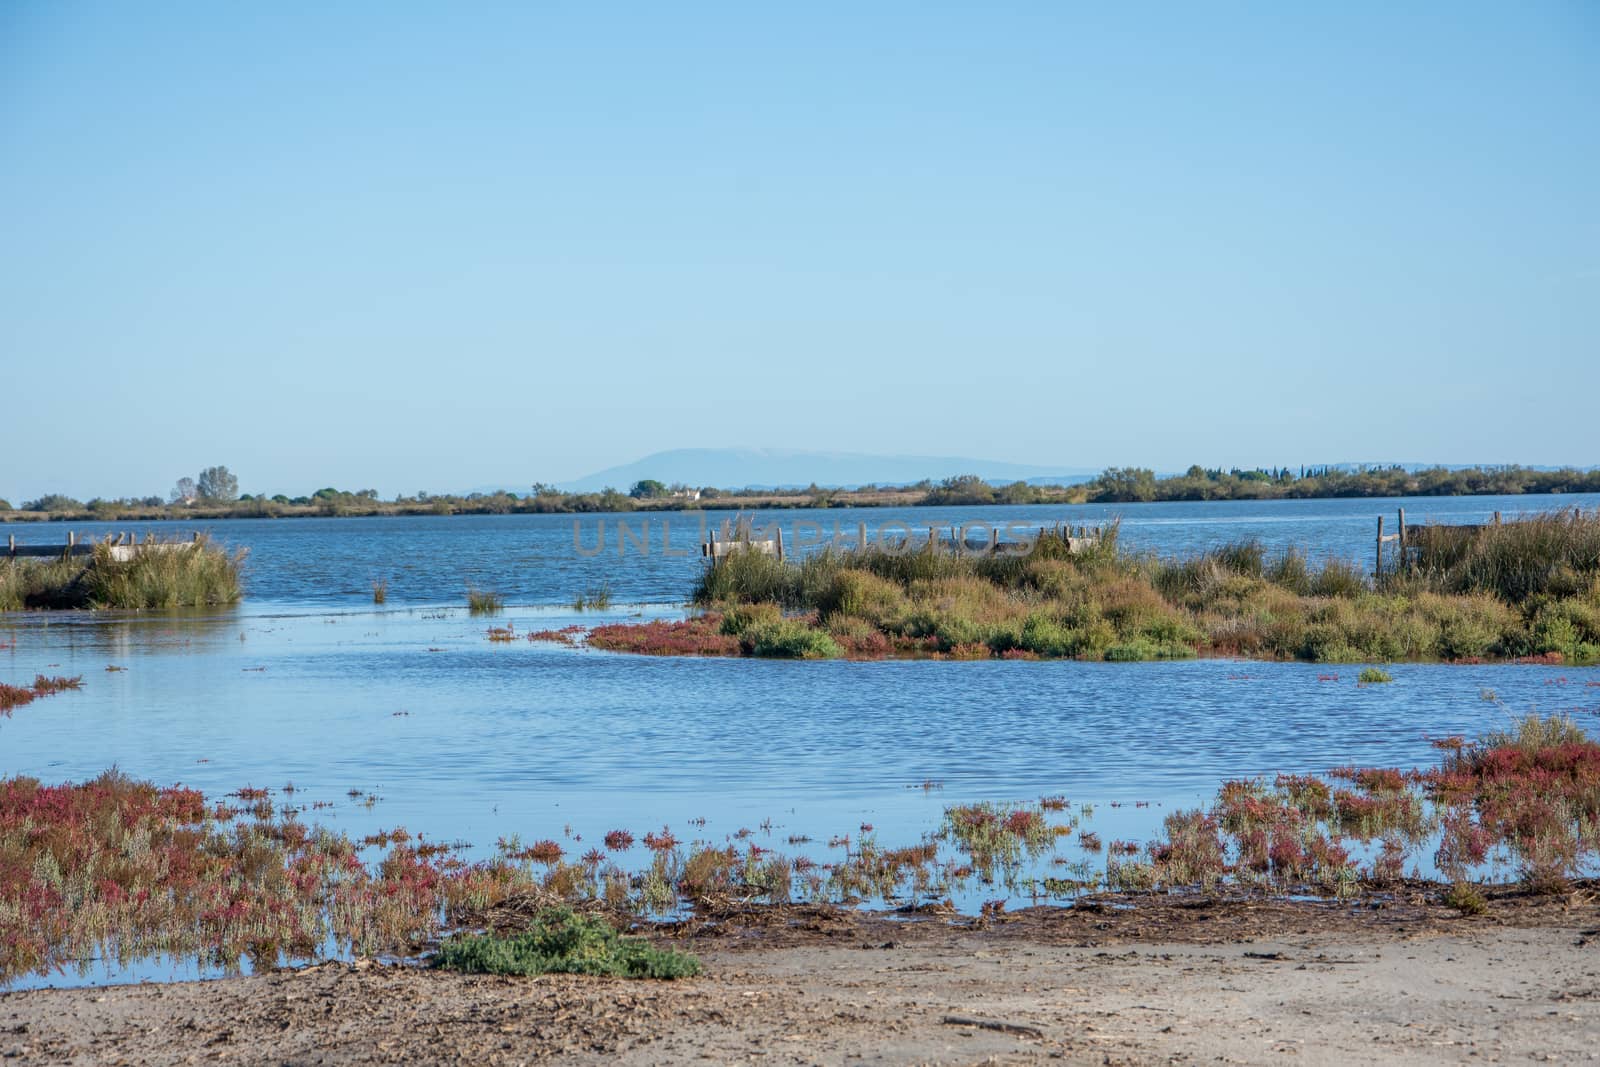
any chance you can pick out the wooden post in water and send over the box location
[775,526,784,562]
[1494,511,1502,525]
[1375,515,1384,576]
[858,522,867,554]
[1397,508,1407,571]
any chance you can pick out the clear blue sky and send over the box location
[2,2,1595,500]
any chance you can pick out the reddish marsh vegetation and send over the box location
[0,674,81,717]
[1424,714,1600,888]
[1124,713,1600,896]
[526,625,585,646]
[585,616,740,657]
[6,714,1598,987]
[0,773,550,985]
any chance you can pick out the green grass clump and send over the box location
[1,539,242,611]
[572,583,614,611]
[0,556,85,611]
[746,619,841,659]
[431,907,701,979]
[1444,881,1488,916]
[86,541,243,609]
[1405,509,1600,602]
[695,546,797,606]
[718,602,782,636]
[1358,667,1394,684]
[467,588,503,615]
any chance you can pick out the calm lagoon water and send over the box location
[8,492,1597,606]
[3,494,1599,986]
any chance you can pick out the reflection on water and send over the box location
[5,604,1598,846]
[3,603,1599,988]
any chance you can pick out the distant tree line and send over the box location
[4,464,1597,521]
[1081,464,1600,503]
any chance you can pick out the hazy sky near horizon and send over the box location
[2,2,1596,500]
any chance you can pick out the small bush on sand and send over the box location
[1444,882,1487,916]
[431,907,700,979]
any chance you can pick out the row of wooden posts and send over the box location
[702,523,1105,562]
[4,531,203,562]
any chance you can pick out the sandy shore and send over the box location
[5,893,1600,1065]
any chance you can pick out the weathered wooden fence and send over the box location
[702,522,1107,564]
[702,528,785,560]
[4,532,204,563]
[1375,508,1504,575]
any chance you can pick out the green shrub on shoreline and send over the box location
[432,908,701,979]
[678,513,1600,664]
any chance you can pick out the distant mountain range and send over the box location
[555,449,1103,493]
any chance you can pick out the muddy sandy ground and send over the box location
[5,890,1600,1065]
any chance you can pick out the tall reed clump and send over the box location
[0,557,86,611]
[80,539,244,610]
[693,546,801,606]
[572,583,613,611]
[371,577,388,605]
[467,588,504,615]
[1404,509,1600,602]
[1,541,242,611]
